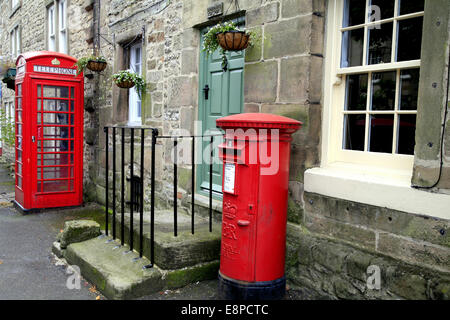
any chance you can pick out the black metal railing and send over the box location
[103,126,221,268]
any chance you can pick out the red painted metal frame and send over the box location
[14,51,84,211]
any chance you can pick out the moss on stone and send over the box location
[287,198,303,224]
[165,261,220,289]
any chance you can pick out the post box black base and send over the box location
[218,272,286,300]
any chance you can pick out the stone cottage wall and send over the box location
[93,0,324,224]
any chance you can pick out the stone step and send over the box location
[64,236,219,300]
[107,210,222,270]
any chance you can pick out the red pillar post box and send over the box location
[216,113,302,300]
[13,51,84,212]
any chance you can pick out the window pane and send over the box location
[399,68,420,110]
[368,22,393,65]
[40,112,69,125]
[59,31,67,54]
[397,115,416,155]
[43,86,69,98]
[343,0,366,27]
[345,74,368,110]
[399,0,424,15]
[397,17,423,62]
[41,180,69,193]
[369,114,394,153]
[343,114,366,151]
[341,28,364,67]
[371,71,396,111]
[38,166,71,180]
[369,0,395,20]
[43,100,70,112]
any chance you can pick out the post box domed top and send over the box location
[216,113,302,133]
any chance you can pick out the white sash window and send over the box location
[47,1,68,54]
[128,43,142,124]
[323,0,424,171]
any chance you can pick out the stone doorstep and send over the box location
[64,236,220,300]
[108,210,222,270]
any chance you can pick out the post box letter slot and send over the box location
[218,143,246,164]
[237,219,250,227]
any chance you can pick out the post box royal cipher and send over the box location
[13,51,84,212]
[216,113,302,300]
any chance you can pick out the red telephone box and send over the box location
[13,51,84,212]
[216,113,301,300]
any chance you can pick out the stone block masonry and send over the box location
[287,192,450,299]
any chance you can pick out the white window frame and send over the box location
[322,0,424,172]
[305,0,450,220]
[10,25,21,58]
[48,4,56,51]
[58,0,67,54]
[11,0,19,10]
[47,1,68,53]
[128,43,142,124]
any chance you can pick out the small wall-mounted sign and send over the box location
[223,162,236,194]
[207,2,223,19]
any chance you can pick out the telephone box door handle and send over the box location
[237,220,250,227]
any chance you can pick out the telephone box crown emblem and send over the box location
[51,58,60,65]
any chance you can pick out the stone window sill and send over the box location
[304,162,450,220]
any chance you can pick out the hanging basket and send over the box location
[216,31,250,51]
[87,60,107,72]
[115,79,135,89]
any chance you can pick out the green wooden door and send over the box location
[197,26,245,196]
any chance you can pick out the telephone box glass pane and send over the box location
[43,86,69,98]
[43,99,69,112]
[39,180,69,193]
[38,166,71,179]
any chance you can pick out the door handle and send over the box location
[203,84,209,100]
[237,219,250,227]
